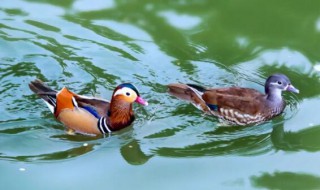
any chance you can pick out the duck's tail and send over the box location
[29,79,57,113]
[167,83,209,110]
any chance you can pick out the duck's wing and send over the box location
[74,95,110,118]
[203,87,265,115]
[168,83,267,125]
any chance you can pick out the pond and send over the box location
[1,0,320,189]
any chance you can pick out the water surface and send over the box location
[1,0,320,189]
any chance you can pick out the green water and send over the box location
[1,0,320,189]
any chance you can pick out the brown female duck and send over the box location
[168,74,299,125]
[29,80,148,135]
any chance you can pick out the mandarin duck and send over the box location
[29,80,148,135]
[168,74,299,126]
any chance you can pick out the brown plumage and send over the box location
[29,79,148,135]
[168,74,299,126]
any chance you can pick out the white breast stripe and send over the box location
[98,117,112,134]
[103,117,112,133]
[98,118,106,134]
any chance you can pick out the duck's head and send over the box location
[112,83,148,106]
[265,74,299,96]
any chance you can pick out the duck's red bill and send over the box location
[135,96,148,106]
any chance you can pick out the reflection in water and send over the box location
[3,114,320,166]
[2,121,320,165]
[51,133,102,142]
[158,11,201,30]
[154,129,271,157]
[120,140,152,165]
[119,123,274,164]
[0,119,101,162]
[251,171,320,190]
[0,144,96,162]
[0,126,41,134]
[272,124,320,152]
[121,120,320,165]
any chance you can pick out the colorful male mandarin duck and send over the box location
[168,74,299,126]
[29,80,148,135]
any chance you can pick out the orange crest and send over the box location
[55,87,77,117]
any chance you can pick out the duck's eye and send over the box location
[126,92,131,96]
[277,81,282,85]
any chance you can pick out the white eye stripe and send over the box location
[113,87,135,97]
[271,82,282,86]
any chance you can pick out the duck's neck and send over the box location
[107,99,135,131]
[266,88,284,105]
